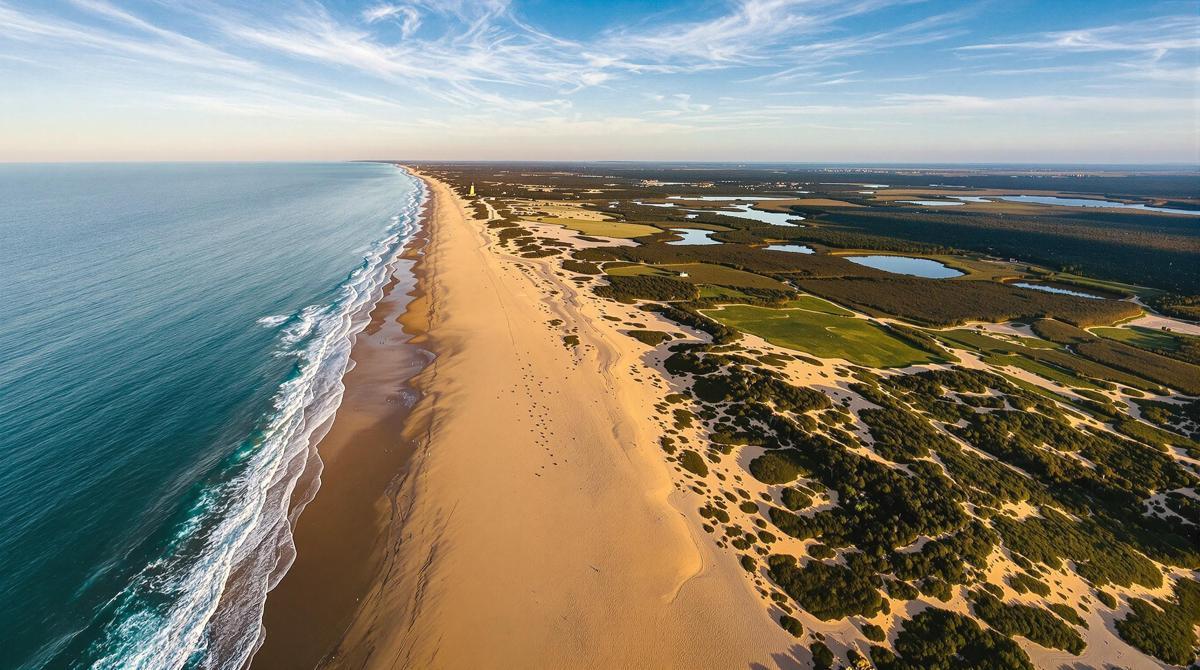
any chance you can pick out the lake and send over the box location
[846,255,964,278]
[998,195,1200,216]
[713,203,804,226]
[900,200,964,207]
[765,244,814,254]
[667,228,721,245]
[639,198,803,226]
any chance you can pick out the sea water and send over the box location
[0,162,424,669]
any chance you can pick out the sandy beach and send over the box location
[263,170,796,668]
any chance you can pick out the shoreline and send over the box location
[250,173,434,669]
[306,169,795,668]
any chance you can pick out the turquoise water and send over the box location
[0,162,424,669]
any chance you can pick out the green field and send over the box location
[701,304,939,367]
[782,295,856,316]
[1092,325,1193,352]
[535,216,661,238]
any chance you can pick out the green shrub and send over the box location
[749,450,807,484]
[1007,573,1051,597]
[780,487,813,510]
[768,555,884,620]
[808,543,834,560]
[862,623,886,642]
[561,259,601,274]
[875,608,1033,670]
[970,591,1086,654]
[679,450,708,477]
[1115,578,1200,666]
[778,614,804,637]
[626,329,670,346]
[595,274,699,302]
[810,641,834,670]
[740,555,756,572]
[1047,603,1087,628]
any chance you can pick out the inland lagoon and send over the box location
[844,255,964,278]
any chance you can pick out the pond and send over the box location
[765,244,814,254]
[646,198,803,226]
[667,228,721,245]
[998,195,1200,216]
[900,200,965,206]
[713,203,804,227]
[845,255,964,278]
[633,200,678,208]
[1011,282,1103,299]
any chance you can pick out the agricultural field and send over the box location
[700,303,941,367]
[534,216,661,238]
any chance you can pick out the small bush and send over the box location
[626,329,670,346]
[679,450,709,477]
[862,623,886,642]
[749,450,808,484]
[779,614,804,637]
[781,487,813,510]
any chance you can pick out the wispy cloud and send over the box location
[959,14,1200,55]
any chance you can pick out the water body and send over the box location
[846,255,964,278]
[712,203,804,227]
[1012,282,1103,299]
[667,228,721,245]
[0,162,424,669]
[822,183,889,188]
[953,196,992,203]
[645,198,803,226]
[633,200,677,208]
[998,195,1200,216]
[765,244,814,254]
[899,200,965,207]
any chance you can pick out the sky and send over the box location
[0,0,1197,163]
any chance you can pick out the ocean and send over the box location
[0,162,424,668]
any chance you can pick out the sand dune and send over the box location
[322,172,798,669]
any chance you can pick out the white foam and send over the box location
[255,314,289,328]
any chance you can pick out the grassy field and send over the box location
[699,285,752,300]
[1092,325,1192,351]
[535,216,661,238]
[701,304,939,367]
[782,295,856,316]
[607,262,791,291]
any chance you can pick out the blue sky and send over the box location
[0,0,1197,162]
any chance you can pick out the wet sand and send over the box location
[250,218,432,668]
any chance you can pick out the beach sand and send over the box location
[293,171,799,668]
